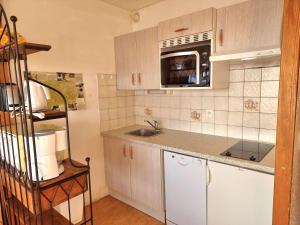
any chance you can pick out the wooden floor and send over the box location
[0,196,164,225]
[91,196,164,225]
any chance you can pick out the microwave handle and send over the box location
[196,52,200,85]
[160,51,200,59]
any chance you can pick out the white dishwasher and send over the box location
[164,151,207,225]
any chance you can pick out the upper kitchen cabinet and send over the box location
[135,27,160,90]
[215,0,283,54]
[158,8,216,41]
[114,27,160,90]
[115,32,137,90]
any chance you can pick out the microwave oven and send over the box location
[160,33,211,88]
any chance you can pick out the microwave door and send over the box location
[161,51,200,87]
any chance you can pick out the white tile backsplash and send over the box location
[229,82,244,97]
[229,97,244,112]
[133,66,278,143]
[180,120,191,132]
[98,74,135,132]
[245,68,262,81]
[243,112,259,128]
[180,96,192,109]
[262,67,280,81]
[100,109,109,121]
[160,108,170,118]
[261,81,280,97]
[244,82,261,97]
[202,123,215,135]
[228,126,243,139]
[215,125,228,137]
[202,97,214,110]
[152,107,161,118]
[260,113,277,130]
[99,66,280,144]
[190,122,202,133]
[228,112,243,126]
[169,96,180,108]
[180,109,191,121]
[243,127,259,141]
[230,70,245,82]
[259,129,277,143]
[214,97,229,111]
[213,89,229,97]
[202,109,215,123]
[169,108,180,120]
[215,111,228,125]
[244,98,260,112]
[190,97,202,109]
[260,98,278,114]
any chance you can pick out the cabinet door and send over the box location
[130,142,163,213]
[249,0,283,49]
[135,27,160,90]
[114,32,137,89]
[207,161,274,225]
[158,14,192,41]
[103,137,131,199]
[215,0,283,54]
[215,1,252,53]
[158,8,214,41]
[190,8,215,35]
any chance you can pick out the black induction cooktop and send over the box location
[221,140,274,162]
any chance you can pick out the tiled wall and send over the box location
[98,74,135,131]
[134,66,280,143]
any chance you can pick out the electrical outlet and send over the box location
[205,110,214,120]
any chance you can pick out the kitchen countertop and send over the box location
[101,125,275,174]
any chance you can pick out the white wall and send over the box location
[1,0,132,201]
[133,0,247,31]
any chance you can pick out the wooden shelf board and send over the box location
[9,197,71,225]
[0,42,51,61]
[0,111,16,127]
[21,42,52,54]
[39,159,88,189]
[1,159,88,214]
[31,110,67,122]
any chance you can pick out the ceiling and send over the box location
[100,0,165,11]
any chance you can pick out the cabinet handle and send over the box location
[219,29,224,47]
[175,27,189,33]
[131,73,135,85]
[138,72,141,85]
[129,146,133,160]
[206,165,212,186]
[123,144,126,157]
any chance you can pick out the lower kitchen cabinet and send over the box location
[103,137,131,199]
[103,137,164,222]
[207,161,274,225]
[130,142,163,216]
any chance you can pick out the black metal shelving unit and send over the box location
[0,4,93,225]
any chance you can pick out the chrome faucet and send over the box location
[144,119,160,131]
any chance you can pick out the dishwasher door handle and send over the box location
[207,165,212,186]
[177,160,190,166]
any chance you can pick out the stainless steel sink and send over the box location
[126,128,161,137]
